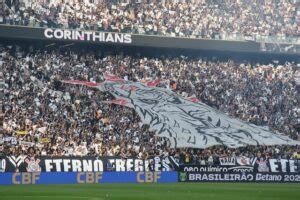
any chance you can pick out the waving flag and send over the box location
[63,73,300,148]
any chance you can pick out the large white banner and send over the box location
[63,73,300,148]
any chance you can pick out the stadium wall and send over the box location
[1,25,298,55]
[0,171,299,185]
[0,172,178,185]
[0,156,299,184]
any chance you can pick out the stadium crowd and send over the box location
[2,0,299,39]
[1,44,299,163]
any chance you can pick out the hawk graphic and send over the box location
[63,72,300,148]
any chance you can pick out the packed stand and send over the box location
[1,45,300,162]
[2,0,299,40]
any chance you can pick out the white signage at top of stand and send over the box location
[44,28,132,44]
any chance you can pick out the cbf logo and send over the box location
[136,172,161,183]
[179,172,187,182]
[12,173,40,184]
[77,172,103,183]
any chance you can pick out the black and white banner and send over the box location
[0,156,178,172]
[63,74,300,149]
[219,157,237,165]
[179,172,300,183]
[179,165,254,173]
[180,158,300,173]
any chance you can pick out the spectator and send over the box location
[2,0,298,40]
[1,44,299,161]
